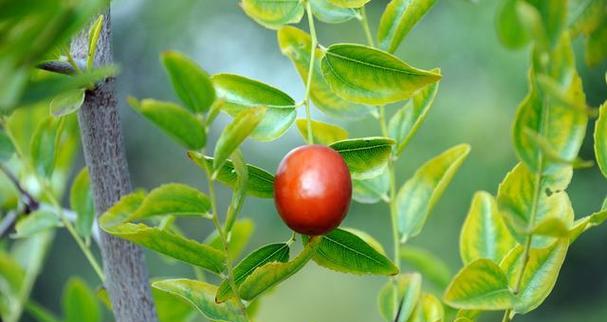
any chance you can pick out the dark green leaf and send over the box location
[161,51,215,113]
[496,0,531,49]
[329,137,395,179]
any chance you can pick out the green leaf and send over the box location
[460,191,516,266]
[328,0,371,8]
[388,80,439,156]
[129,98,206,150]
[238,236,321,301]
[320,43,441,105]
[30,116,60,178]
[308,228,398,275]
[310,0,358,24]
[0,251,25,294]
[0,129,15,162]
[12,210,61,239]
[329,137,395,179]
[500,241,568,314]
[153,279,246,322]
[295,118,348,145]
[443,259,514,310]
[408,293,444,322]
[63,278,101,322]
[585,20,607,66]
[188,152,275,199]
[49,88,85,117]
[216,243,290,303]
[378,273,421,321]
[352,168,389,204]
[25,301,61,322]
[213,107,266,176]
[377,0,438,53]
[496,0,531,49]
[225,150,248,232]
[241,0,304,29]
[594,102,607,178]
[400,245,452,290]
[396,144,470,241]
[212,73,296,142]
[70,168,95,239]
[151,287,195,322]
[570,209,607,242]
[277,26,372,119]
[496,162,574,248]
[569,0,605,37]
[99,192,225,274]
[87,15,104,69]
[161,51,215,113]
[130,183,211,221]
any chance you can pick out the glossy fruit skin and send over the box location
[274,144,352,235]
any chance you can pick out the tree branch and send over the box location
[71,9,158,322]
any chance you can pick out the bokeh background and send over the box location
[31,0,607,321]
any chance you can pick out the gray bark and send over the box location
[71,10,158,322]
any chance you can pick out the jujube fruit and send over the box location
[273,144,352,235]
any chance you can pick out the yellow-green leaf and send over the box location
[49,88,85,117]
[460,191,515,265]
[321,43,441,105]
[161,51,215,113]
[329,137,395,179]
[328,0,371,8]
[594,102,607,178]
[295,118,348,145]
[377,0,438,53]
[130,183,211,220]
[70,168,94,239]
[569,209,607,242]
[495,0,531,49]
[443,259,514,310]
[408,293,444,322]
[585,19,607,66]
[396,144,470,241]
[378,273,421,321]
[13,210,61,239]
[241,0,304,29]
[310,0,358,24]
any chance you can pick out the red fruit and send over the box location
[273,144,352,235]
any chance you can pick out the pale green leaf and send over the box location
[49,88,85,117]
[397,144,470,241]
[308,228,398,275]
[295,118,348,145]
[241,0,304,29]
[378,273,421,322]
[328,0,371,8]
[0,129,15,162]
[321,43,441,105]
[443,259,514,310]
[500,241,568,314]
[63,278,100,322]
[594,102,607,178]
[408,293,444,322]
[377,0,438,53]
[216,243,290,302]
[30,116,60,178]
[238,237,321,301]
[129,98,205,150]
[188,152,275,198]
[388,80,439,156]
[277,26,372,119]
[224,150,248,232]
[153,279,246,322]
[161,51,215,113]
[310,0,358,23]
[352,167,389,204]
[570,209,607,242]
[70,168,95,239]
[329,137,395,179]
[400,245,452,289]
[213,107,266,175]
[130,183,211,220]
[460,191,516,265]
[13,210,60,239]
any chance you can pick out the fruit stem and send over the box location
[304,1,316,144]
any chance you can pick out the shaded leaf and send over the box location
[152,287,195,322]
[321,43,441,105]
[377,0,438,53]
[329,137,394,179]
[0,130,15,162]
[30,116,60,178]
[295,118,348,145]
[310,0,358,24]
[400,245,452,290]
[241,0,304,29]
[496,0,531,49]
[13,210,60,239]
[378,273,421,321]
[594,102,607,178]
[408,293,444,322]
[49,88,85,117]
[224,150,248,232]
[585,19,607,66]
[352,168,389,204]
[161,51,215,113]
[397,144,470,241]
[63,278,100,322]
[70,168,95,239]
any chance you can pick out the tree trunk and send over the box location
[71,8,158,322]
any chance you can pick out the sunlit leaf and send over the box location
[63,278,100,322]
[70,168,95,239]
[216,243,290,302]
[238,237,321,301]
[408,293,444,322]
[161,51,215,113]
[378,273,421,321]
[377,0,438,53]
[569,209,607,242]
[443,259,514,310]
[594,102,607,178]
[328,0,371,8]
[188,152,275,198]
[396,144,470,241]
[130,183,211,220]
[307,228,398,275]
[352,168,389,204]
[153,279,246,322]
[13,210,61,239]
[213,107,266,176]
[460,191,515,265]
[330,137,394,179]
[129,98,205,150]
[295,118,348,145]
[277,26,372,119]
[241,0,304,29]
[310,0,358,23]
[49,88,85,117]
[321,43,441,105]
[500,241,568,314]
[400,245,452,290]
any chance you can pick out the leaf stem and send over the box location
[502,309,512,322]
[358,7,375,47]
[304,1,317,144]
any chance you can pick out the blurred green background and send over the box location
[31,0,607,321]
